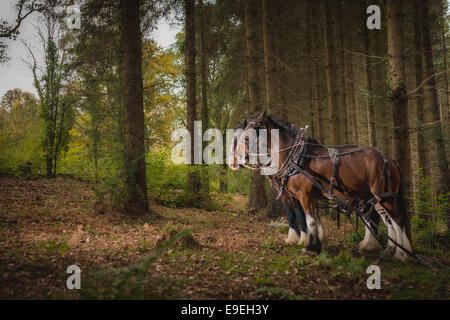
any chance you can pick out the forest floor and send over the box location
[0,177,448,299]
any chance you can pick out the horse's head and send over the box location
[228,120,247,171]
[233,111,281,172]
[234,112,297,174]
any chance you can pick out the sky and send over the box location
[0,1,181,98]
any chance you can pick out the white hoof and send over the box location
[358,226,382,253]
[393,248,410,262]
[297,231,308,246]
[285,228,300,245]
[318,224,327,249]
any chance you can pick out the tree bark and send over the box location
[387,0,412,235]
[344,12,359,145]
[262,0,283,217]
[245,0,267,212]
[262,0,280,113]
[413,0,427,174]
[421,0,450,200]
[199,0,210,199]
[364,33,377,147]
[120,0,149,214]
[185,0,202,206]
[311,2,325,144]
[337,4,349,143]
[322,1,341,146]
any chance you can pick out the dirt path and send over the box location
[0,177,448,299]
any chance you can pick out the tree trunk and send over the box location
[364,33,377,147]
[322,1,341,146]
[441,0,449,140]
[120,0,149,214]
[311,2,325,144]
[413,0,427,174]
[262,0,280,113]
[262,0,283,217]
[421,0,450,212]
[387,0,411,235]
[337,4,349,143]
[305,2,315,137]
[199,0,210,200]
[185,0,202,206]
[246,0,267,212]
[344,13,359,145]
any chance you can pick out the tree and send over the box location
[364,30,376,147]
[185,0,202,206]
[262,0,284,217]
[322,0,341,146]
[420,0,449,199]
[119,0,150,214]
[344,3,359,145]
[28,10,74,177]
[413,0,427,174]
[386,0,412,235]
[245,0,267,212]
[0,0,41,63]
[310,1,325,144]
[199,0,210,200]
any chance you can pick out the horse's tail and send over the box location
[393,159,411,241]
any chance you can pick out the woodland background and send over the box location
[0,0,448,299]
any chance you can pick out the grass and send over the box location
[0,177,448,299]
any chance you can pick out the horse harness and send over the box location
[270,128,394,210]
[261,125,447,269]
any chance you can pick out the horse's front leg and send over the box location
[293,205,308,247]
[298,194,321,255]
[284,203,301,244]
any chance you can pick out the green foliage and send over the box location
[0,89,43,176]
[35,240,70,256]
[413,168,449,248]
[329,254,366,282]
[32,29,75,177]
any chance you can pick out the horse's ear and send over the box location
[243,119,247,127]
[257,111,265,121]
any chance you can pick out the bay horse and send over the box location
[232,112,412,262]
[228,121,324,247]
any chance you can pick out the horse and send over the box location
[233,112,412,262]
[229,121,314,247]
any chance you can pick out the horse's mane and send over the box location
[249,113,321,144]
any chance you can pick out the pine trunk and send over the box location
[120,0,149,214]
[262,0,283,217]
[421,0,450,211]
[364,34,376,147]
[414,0,427,174]
[185,0,202,206]
[387,0,412,235]
[199,0,210,200]
[311,2,325,144]
[246,0,267,211]
[323,1,341,146]
[344,13,359,145]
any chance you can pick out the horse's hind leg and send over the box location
[359,212,382,253]
[374,202,397,256]
[316,213,328,249]
[298,194,321,255]
[378,200,412,262]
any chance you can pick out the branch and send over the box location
[0,0,40,39]
[407,70,449,96]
